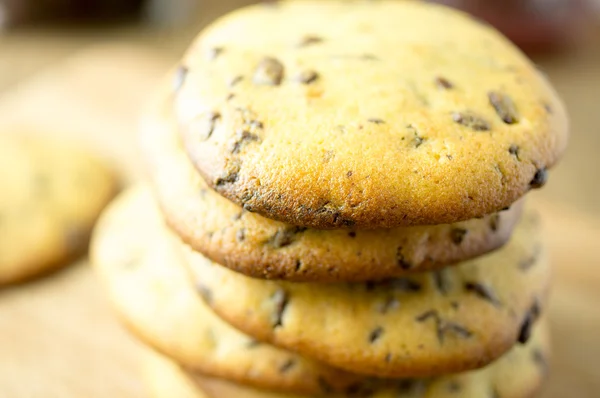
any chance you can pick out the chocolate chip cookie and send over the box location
[141,87,524,282]
[174,0,568,228]
[185,211,549,377]
[0,133,117,285]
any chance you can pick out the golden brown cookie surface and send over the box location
[92,186,382,394]
[144,322,550,398]
[186,211,549,378]
[176,0,568,228]
[0,133,117,285]
[141,88,524,282]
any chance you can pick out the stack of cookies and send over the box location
[92,1,569,397]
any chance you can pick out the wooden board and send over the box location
[0,45,599,398]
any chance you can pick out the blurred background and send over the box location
[0,1,599,397]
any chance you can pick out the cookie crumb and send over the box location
[295,70,319,84]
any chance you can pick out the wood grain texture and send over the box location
[0,44,598,398]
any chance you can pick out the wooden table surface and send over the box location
[0,21,599,398]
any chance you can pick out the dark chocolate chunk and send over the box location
[450,228,468,245]
[196,284,212,303]
[396,247,412,270]
[245,339,261,348]
[368,327,384,343]
[296,35,323,47]
[435,77,454,90]
[465,282,501,307]
[488,91,520,124]
[518,302,541,344]
[229,75,243,87]
[530,168,548,189]
[215,171,239,186]
[230,130,260,154]
[389,278,422,292]
[191,111,221,141]
[489,214,500,232]
[279,359,295,373]
[452,112,490,131]
[509,145,520,160]
[368,118,385,124]
[433,269,452,295]
[206,46,224,61]
[416,310,472,344]
[253,57,285,86]
[236,229,246,242]
[348,231,356,238]
[271,289,289,328]
[173,65,188,92]
[447,381,462,393]
[269,226,305,248]
[295,70,319,84]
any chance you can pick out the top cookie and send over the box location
[175,0,568,229]
[0,133,117,284]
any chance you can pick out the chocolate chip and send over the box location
[253,57,284,86]
[246,339,261,348]
[396,247,412,270]
[348,231,356,238]
[236,229,246,242]
[347,171,353,178]
[295,70,319,84]
[368,118,385,124]
[544,103,553,114]
[196,284,213,303]
[518,302,541,344]
[173,65,188,92]
[317,377,334,393]
[489,214,500,232]
[389,278,422,292]
[465,282,501,307]
[378,297,400,314]
[413,135,425,148]
[488,91,520,124]
[397,380,426,395]
[450,228,468,245]
[230,130,260,154]
[530,168,548,189]
[447,381,462,393]
[416,310,472,344]
[229,75,243,87]
[508,145,520,160]
[433,269,452,295]
[452,112,490,131]
[279,359,295,373]
[435,77,454,89]
[368,327,384,343]
[215,171,239,186]
[269,226,306,248]
[271,289,289,328]
[191,111,221,141]
[294,259,303,272]
[297,35,323,47]
[206,46,224,61]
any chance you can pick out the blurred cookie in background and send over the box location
[0,132,117,285]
